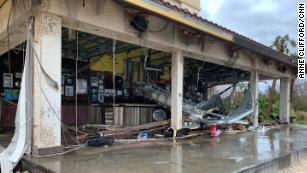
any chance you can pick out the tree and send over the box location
[265,34,296,120]
[289,53,300,102]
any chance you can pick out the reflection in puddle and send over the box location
[24,126,307,173]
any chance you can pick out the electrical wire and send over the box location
[112,34,117,105]
[32,141,88,158]
[6,0,13,73]
[127,11,169,34]
[75,30,79,142]
[149,21,169,33]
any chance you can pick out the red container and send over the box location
[210,123,217,137]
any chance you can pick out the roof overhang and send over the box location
[122,0,233,41]
[121,0,297,68]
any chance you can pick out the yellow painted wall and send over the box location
[90,49,142,74]
[90,48,171,81]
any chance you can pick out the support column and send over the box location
[171,50,183,131]
[32,13,63,155]
[250,71,259,128]
[279,78,290,123]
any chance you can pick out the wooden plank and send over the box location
[99,120,170,137]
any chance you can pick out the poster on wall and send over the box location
[76,79,88,94]
[91,77,98,87]
[66,78,73,85]
[91,88,98,102]
[3,89,20,101]
[3,73,13,88]
[65,86,74,97]
[15,72,22,79]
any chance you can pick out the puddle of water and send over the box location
[24,126,307,173]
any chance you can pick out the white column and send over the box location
[32,13,62,155]
[250,71,259,128]
[279,78,290,123]
[171,50,183,131]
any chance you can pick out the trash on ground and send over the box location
[87,132,114,147]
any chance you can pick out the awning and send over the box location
[122,0,233,42]
[122,0,297,67]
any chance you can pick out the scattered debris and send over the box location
[78,120,171,141]
[87,132,114,147]
[137,130,148,140]
[163,127,190,138]
[210,123,223,137]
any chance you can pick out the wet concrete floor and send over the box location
[24,125,307,173]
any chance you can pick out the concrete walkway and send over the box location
[23,125,307,173]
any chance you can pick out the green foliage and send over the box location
[272,34,296,55]
[258,95,267,122]
[292,96,307,112]
[295,121,307,125]
[271,94,280,120]
[292,111,307,125]
[293,111,307,121]
[258,94,279,122]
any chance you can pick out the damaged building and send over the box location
[0,0,298,172]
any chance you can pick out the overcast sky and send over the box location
[200,0,301,51]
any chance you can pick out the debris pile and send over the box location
[67,119,287,148]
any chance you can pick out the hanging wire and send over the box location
[112,34,117,105]
[5,18,84,157]
[75,30,79,142]
[22,41,25,66]
[6,0,13,73]
[196,62,205,88]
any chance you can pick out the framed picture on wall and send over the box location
[65,86,74,97]
[76,79,88,94]
[66,78,73,85]
[3,89,20,101]
[91,77,98,87]
[3,73,13,88]
[15,72,22,79]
